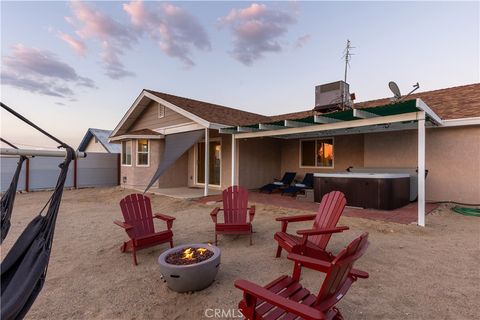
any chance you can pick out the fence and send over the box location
[0,152,119,192]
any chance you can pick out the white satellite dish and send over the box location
[388,81,402,100]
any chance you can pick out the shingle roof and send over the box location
[145,83,479,128]
[78,128,121,153]
[127,129,163,136]
[145,89,270,126]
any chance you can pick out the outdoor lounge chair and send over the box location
[260,172,296,193]
[211,186,256,245]
[281,173,314,196]
[235,232,370,320]
[274,191,348,260]
[115,194,175,265]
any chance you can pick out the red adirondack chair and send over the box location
[114,193,175,265]
[210,186,256,245]
[235,232,370,320]
[274,191,348,260]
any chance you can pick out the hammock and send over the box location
[0,102,75,320]
[1,138,27,243]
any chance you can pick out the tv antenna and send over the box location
[342,39,355,83]
[388,81,420,102]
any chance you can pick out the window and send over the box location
[121,141,132,166]
[300,138,334,168]
[136,139,149,166]
[158,103,165,118]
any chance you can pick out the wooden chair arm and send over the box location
[234,279,326,320]
[287,253,331,273]
[296,226,349,236]
[114,220,133,230]
[154,214,175,230]
[248,206,256,222]
[210,207,222,223]
[275,214,317,223]
[350,268,369,279]
[154,213,176,221]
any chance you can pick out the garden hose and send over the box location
[451,206,480,217]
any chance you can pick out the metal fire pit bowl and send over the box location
[158,244,221,292]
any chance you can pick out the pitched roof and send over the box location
[78,128,121,153]
[145,89,270,126]
[267,83,480,123]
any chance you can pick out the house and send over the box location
[109,83,480,225]
[78,128,120,153]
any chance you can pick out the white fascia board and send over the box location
[441,117,480,127]
[209,122,229,130]
[237,126,260,132]
[234,111,422,139]
[154,122,204,135]
[353,109,379,119]
[416,98,443,125]
[143,91,212,128]
[109,134,164,142]
[314,115,342,124]
[110,91,147,138]
[284,120,313,127]
[259,123,286,130]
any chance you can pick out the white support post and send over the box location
[204,128,209,196]
[418,116,426,227]
[231,134,236,186]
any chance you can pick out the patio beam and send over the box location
[353,109,379,119]
[235,111,423,139]
[314,115,342,124]
[219,128,238,134]
[417,112,426,227]
[284,120,312,128]
[416,98,442,125]
[259,123,285,130]
[204,127,209,196]
[237,126,260,132]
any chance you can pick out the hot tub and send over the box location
[313,172,410,210]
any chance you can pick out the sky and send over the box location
[1,1,479,148]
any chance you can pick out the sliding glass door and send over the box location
[196,140,221,186]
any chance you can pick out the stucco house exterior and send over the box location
[109,83,479,225]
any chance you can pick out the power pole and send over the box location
[343,39,354,83]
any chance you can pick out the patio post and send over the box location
[204,127,209,196]
[418,113,426,227]
[231,134,236,185]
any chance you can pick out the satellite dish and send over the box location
[388,81,402,100]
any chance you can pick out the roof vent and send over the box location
[314,80,351,113]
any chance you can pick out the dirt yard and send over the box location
[1,187,479,320]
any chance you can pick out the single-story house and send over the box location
[78,128,120,153]
[109,83,480,226]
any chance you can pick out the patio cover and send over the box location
[144,130,204,193]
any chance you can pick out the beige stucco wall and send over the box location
[120,139,188,189]
[364,126,480,203]
[84,138,108,153]
[279,135,365,181]
[238,137,282,189]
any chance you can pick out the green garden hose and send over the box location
[452,206,480,217]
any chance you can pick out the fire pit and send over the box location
[158,243,221,292]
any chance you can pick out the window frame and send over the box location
[136,139,150,167]
[121,140,132,167]
[298,137,335,169]
[158,103,165,119]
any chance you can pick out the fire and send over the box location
[181,247,208,260]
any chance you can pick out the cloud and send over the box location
[294,34,311,48]
[66,0,136,79]
[58,31,87,56]
[219,3,297,65]
[1,44,96,98]
[123,0,211,67]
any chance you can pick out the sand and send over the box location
[1,187,479,320]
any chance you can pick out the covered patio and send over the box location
[220,98,443,226]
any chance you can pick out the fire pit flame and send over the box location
[181,247,208,260]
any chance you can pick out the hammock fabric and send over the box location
[1,148,74,320]
[1,155,27,243]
